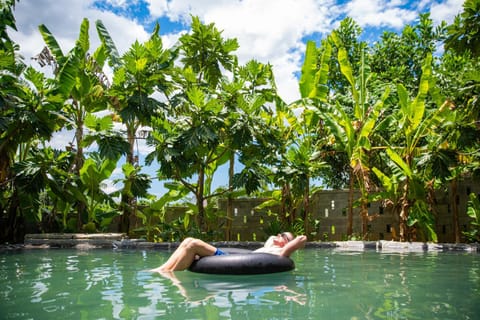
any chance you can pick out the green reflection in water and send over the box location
[0,249,479,319]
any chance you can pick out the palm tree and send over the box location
[37,18,111,230]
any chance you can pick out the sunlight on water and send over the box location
[0,249,479,319]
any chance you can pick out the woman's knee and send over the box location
[185,238,205,250]
[178,237,195,248]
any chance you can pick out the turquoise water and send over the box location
[1,248,479,319]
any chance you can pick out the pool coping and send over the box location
[0,233,478,253]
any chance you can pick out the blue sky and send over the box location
[10,0,464,197]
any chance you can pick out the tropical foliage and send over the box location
[1,0,479,243]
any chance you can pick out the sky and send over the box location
[10,0,465,197]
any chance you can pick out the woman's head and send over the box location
[270,232,294,247]
[280,232,294,243]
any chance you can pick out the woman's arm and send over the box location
[280,235,307,257]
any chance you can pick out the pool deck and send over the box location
[0,233,477,253]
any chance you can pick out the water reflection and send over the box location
[0,249,479,319]
[152,270,307,307]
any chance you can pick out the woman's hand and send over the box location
[280,235,307,257]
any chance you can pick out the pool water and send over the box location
[1,248,479,319]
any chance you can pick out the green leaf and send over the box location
[56,51,79,96]
[130,173,151,198]
[386,147,412,178]
[372,167,392,190]
[466,193,480,221]
[183,212,190,230]
[93,43,107,68]
[299,40,332,101]
[122,162,135,177]
[95,19,121,67]
[84,114,113,131]
[80,156,117,187]
[187,86,205,107]
[331,31,359,104]
[96,134,129,159]
[316,39,332,101]
[396,84,409,112]
[299,41,318,99]
[135,57,148,72]
[76,18,90,54]
[359,86,390,139]
[410,54,433,130]
[38,24,65,62]
[99,157,117,180]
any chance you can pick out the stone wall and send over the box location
[217,198,275,241]
[119,178,479,242]
[216,178,480,242]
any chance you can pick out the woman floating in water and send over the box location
[150,233,307,272]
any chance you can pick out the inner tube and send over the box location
[188,248,295,275]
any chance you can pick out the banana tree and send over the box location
[292,39,332,235]
[135,181,190,242]
[320,32,391,238]
[375,53,451,241]
[37,18,111,230]
[250,39,331,235]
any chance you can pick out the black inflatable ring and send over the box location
[188,248,295,275]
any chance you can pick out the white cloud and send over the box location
[146,0,232,23]
[203,0,336,59]
[103,0,129,7]
[12,0,463,106]
[102,178,121,194]
[11,0,149,61]
[47,129,75,150]
[343,0,418,29]
[146,0,339,103]
[10,0,465,104]
[429,0,464,25]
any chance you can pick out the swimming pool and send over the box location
[1,248,478,319]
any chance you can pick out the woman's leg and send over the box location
[151,237,217,272]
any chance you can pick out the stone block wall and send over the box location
[121,178,479,242]
[216,178,480,242]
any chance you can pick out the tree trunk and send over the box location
[197,166,206,231]
[303,177,310,237]
[281,183,293,225]
[361,198,368,239]
[451,178,460,243]
[3,189,25,243]
[347,168,354,237]
[399,182,410,242]
[118,128,137,234]
[226,154,234,241]
[74,115,85,231]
